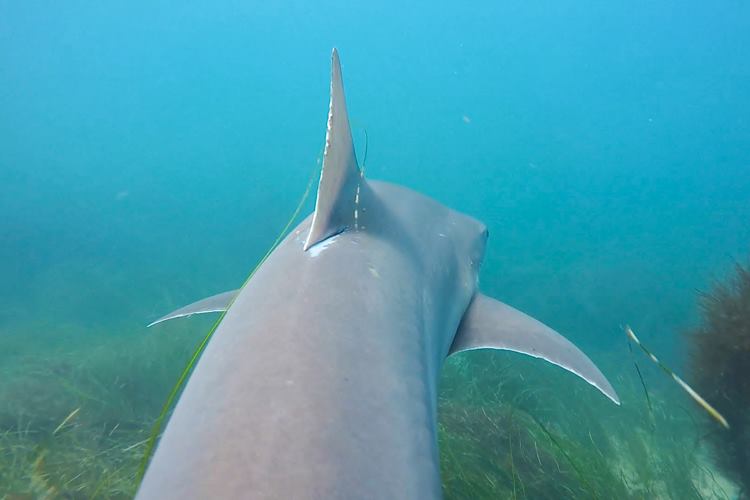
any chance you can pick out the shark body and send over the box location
[137,49,618,500]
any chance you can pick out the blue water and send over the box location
[2,1,749,497]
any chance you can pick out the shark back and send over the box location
[137,48,618,500]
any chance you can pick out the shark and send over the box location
[136,48,619,500]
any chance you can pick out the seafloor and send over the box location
[0,315,739,499]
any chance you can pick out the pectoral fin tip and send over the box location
[451,293,620,405]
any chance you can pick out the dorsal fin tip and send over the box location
[304,49,362,251]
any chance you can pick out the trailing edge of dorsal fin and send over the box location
[450,293,621,405]
[304,48,363,251]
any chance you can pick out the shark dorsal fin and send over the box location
[304,48,362,251]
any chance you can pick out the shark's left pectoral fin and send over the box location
[148,289,239,327]
[450,293,620,405]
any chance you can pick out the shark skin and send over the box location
[137,49,618,500]
[139,182,485,499]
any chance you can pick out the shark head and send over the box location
[301,48,492,363]
[353,179,492,365]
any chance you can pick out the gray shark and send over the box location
[137,48,619,500]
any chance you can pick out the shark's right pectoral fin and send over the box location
[148,290,239,327]
[450,293,620,405]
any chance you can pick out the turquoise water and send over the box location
[2,1,749,497]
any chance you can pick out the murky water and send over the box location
[2,1,749,497]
